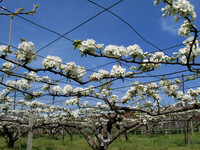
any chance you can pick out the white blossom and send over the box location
[127,44,143,59]
[52,86,62,94]
[89,69,109,81]
[61,62,86,81]
[42,55,62,70]
[6,80,19,92]
[71,109,80,118]
[16,41,37,64]
[104,45,127,57]
[66,97,79,105]
[18,79,31,90]
[110,95,118,103]
[79,39,96,55]
[110,65,126,77]
[3,62,14,72]
[101,89,110,97]
[0,45,13,54]
[62,85,73,95]
[42,84,51,91]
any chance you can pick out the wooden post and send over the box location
[13,79,17,110]
[27,114,34,150]
[190,120,194,135]
[62,125,65,146]
[182,74,184,94]
[94,136,97,145]
[18,125,21,150]
[53,96,55,105]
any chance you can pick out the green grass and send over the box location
[1,133,200,150]
[108,133,200,150]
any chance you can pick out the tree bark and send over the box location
[125,131,129,142]
[7,139,15,148]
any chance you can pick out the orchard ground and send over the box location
[1,132,200,150]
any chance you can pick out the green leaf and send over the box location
[20,38,26,42]
[73,40,82,50]
[161,75,165,80]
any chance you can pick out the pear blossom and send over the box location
[110,65,126,77]
[62,85,73,95]
[127,44,143,59]
[42,55,62,70]
[89,69,109,81]
[0,45,13,55]
[42,84,51,91]
[66,97,79,105]
[101,89,110,98]
[18,79,31,90]
[6,80,19,92]
[61,62,86,81]
[16,41,37,64]
[104,45,127,57]
[79,39,96,55]
[2,62,14,72]
[71,109,80,118]
[110,95,118,103]
[52,86,62,94]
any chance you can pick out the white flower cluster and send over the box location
[24,71,51,83]
[42,84,51,91]
[104,45,127,57]
[173,37,200,63]
[121,87,136,103]
[2,62,14,72]
[78,40,147,60]
[16,41,37,64]
[61,62,86,81]
[71,109,80,118]
[151,52,165,61]
[159,79,179,95]
[145,101,152,107]
[110,95,118,103]
[66,97,80,106]
[0,92,13,111]
[159,79,199,105]
[6,80,19,92]
[52,86,62,94]
[89,69,109,81]
[96,102,102,107]
[23,100,46,109]
[127,44,143,59]
[0,45,13,55]
[32,91,43,97]
[140,52,172,70]
[157,0,196,21]
[62,85,73,95]
[80,101,89,107]
[73,85,94,96]
[110,65,126,77]
[79,39,98,55]
[18,79,31,90]
[121,82,160,104]
[50,85,94,96]
[101,89,110,98]
[155,0,196,38]
[178,20,192,37]
[18,100,66,114]
[43,55,62,70]
[43,56,86,81]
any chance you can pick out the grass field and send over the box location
[1,132,200,150]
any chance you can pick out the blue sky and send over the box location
[0,0,200,107]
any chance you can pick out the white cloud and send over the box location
[160,17,183,36]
